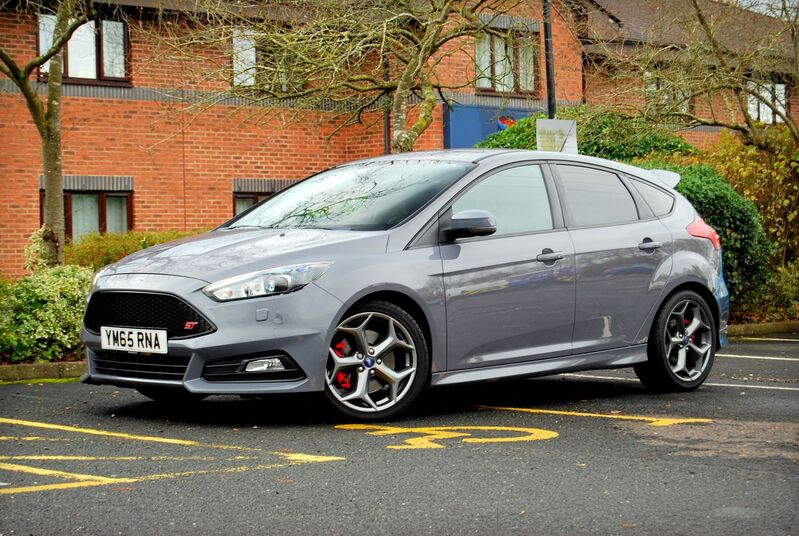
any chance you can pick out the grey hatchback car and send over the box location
[83,150,729,419]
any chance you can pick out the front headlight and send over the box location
[202,262,332,301]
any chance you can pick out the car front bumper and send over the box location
[81,274,344,394]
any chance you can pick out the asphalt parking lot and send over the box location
[1,335,797,535]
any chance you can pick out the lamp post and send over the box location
[543,0,557,119]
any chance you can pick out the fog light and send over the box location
[244,358,285,372]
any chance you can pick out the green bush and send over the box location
[65,229,203,270]
[476,105,695,160]
[702,129,798,267]
[737,260,799,322]
[0,265,93,363]
[636,161,773,312]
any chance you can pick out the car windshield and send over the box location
[226,160,472,230]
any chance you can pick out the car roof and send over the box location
[345,149,676,190]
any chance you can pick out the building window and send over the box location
[476,32,537,93]
[644,71,690,116]
[38,14,129,83]
[40,176,134,241]
[231,30,300,91]
[232,30,257,87]
[40,191,132,242]
[234,193,272,215]
[232,178,298,214]
[747,82,788,124]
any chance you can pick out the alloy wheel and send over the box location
[326,311,418,413]
[663,299,713,382]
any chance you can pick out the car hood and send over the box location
[103,228,388,283]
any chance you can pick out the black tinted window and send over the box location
[631,179,674,216]
[452,165,553,236]
[556,165,638,227]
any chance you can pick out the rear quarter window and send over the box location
[631,179,675,216]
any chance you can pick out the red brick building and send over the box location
[1,1,586,276]
[0,0,795,277]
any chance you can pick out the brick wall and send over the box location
[5,5,582,276]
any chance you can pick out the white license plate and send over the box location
[101,326,168,354]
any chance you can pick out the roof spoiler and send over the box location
[650,169,681,188]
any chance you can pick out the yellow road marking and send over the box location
[481,406,712,426]
[0,436,70,442]
[0,481,128,494]
[0,417,344,463]
[0,462,125,483]
[336,424,558,449]
[0,418,345,495]
[0,461,294,495]
[0,455,230,462]
[0,417,255,451]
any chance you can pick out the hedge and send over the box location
[476,105,695,160]
[65,229,202,270]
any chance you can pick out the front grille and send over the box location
[93,351,190,381]
[84,291,215,339]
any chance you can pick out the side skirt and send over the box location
[430,345,648,387]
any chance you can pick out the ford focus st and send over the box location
[82,150,729,420]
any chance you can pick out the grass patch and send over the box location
[0,377,81,386]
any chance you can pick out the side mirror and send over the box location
[443,209,497,241]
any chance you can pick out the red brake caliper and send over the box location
[333,340,352,390]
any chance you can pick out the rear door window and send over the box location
[555,165,638,227]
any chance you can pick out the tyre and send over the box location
[136,386,208,403]
[324,300,430,420]
[634,290,716,391]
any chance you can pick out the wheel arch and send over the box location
[345,290,434,370]
[651,281,721,349]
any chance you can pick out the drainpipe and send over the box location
[383,56,391,154]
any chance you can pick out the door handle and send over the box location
[638,239,662,251]
[536,249,564,262]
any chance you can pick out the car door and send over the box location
[551,163,673,354]
[441,163,576,371]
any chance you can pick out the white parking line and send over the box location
[717,353,799,362]
[562,373,799,392]
[731,337,799,343]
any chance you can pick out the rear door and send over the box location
[441,163,575,370]
[551,163,673,354]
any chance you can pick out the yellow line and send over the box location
[130,463,288,482]
[0,462,128,483]
[0,455,224,462]
[481,406,712,426]
[0,417,255,451]
[0,417,344,463]
[0,436,70,441]
[0,481,124,494]
[0,462,296,495]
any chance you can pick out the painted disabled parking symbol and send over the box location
[336,424,559,449]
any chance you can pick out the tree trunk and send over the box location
[42,48,66,266]
[391,74,437,153]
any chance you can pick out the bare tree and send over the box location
[151,0,528,152]
[0,0,97,266]
[574,0,797,155]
